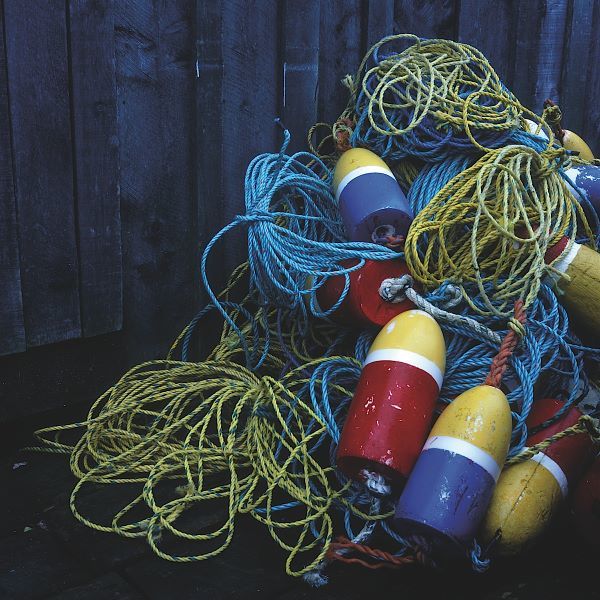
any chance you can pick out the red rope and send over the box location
[325,536,424,570]
[485,300,526,388]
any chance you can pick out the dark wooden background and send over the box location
[1,0,600,426]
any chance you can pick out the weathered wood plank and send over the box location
[317,0,363,125]
[458,0,517,87]
[114,0,197,361]
[69,0,123,338]
[366,0,395,49]
[561,0,596,137]
[513,0,569,114]
[579,0,600,156]
[196,0,223,308]
[393,0,459,40]
[4,0,81,347]
[0,3,25,356]
[282,0,320,153]
[219,0,280,275]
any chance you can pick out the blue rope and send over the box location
[199,130,400,368]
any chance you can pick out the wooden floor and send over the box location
[1,431,598,599]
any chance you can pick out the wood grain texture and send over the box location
[366,0,395,49]
[4,0,81,347]
[513,0,569,113]
[69,0,123,338]
[0,4,25,356]
[114,0,197,361]
[196,0,223,268]
[458,0,517,86]
[219,0,280,277]
[282,0,320,153]
[394,0,459,39]
[582,0,600,156]
[318,0,363,125]
[561,0,596,138]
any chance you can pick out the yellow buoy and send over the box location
[561,130,594,161]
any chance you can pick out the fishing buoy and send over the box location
[545,237,600,336]
[394,385,512,555]
[337,310,445,483]
[315,259,414,327]
[480,398,595,556]
[571,456,600,547]
[332,148,413,243]
[564,164,600,217]
[561,130,595,162]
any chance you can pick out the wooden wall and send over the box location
[1,0,599,424]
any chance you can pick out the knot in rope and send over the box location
[333,115,355,153]
[236,211,276,224]
[543,102,562,128]
[359,469,391,497]
[379,276,503,346]
[379,273,413,303]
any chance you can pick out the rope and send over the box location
[200,129,400,367]
[505,414,600,466]
[346,35,522,160]
[27,32,600,581]
[379,274,502,345]
[326,536,424,570]
[485,300,526,388]
[404,144,592,317]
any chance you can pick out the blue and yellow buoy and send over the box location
[394,385,512,555]
[332,148,413,243]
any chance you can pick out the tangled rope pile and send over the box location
[32,33,600,581]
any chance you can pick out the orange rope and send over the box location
[485,300,526,388]
[325,536,424,570]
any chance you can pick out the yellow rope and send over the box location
[404,144,593,316]
[28,266,388,576]
[347,35,521,147]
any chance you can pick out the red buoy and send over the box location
[337,309,446,483]
[315,258,414,327]
[527,398,594,484]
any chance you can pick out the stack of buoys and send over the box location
[33,33,600,583]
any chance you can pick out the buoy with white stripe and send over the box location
[564,164,600,218]
[315,258,414,327]
[571,456,600,547]
[480,398,595,556]
[545,236,600,336]
[394,385,512,555]
[332,148,413,243]
[336,310,445,483]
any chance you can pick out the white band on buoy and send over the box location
[335,165,395,201]
[530,452,569,499]
[363,348,444,389]
[422,435,501,481]
[553,241,581,275]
